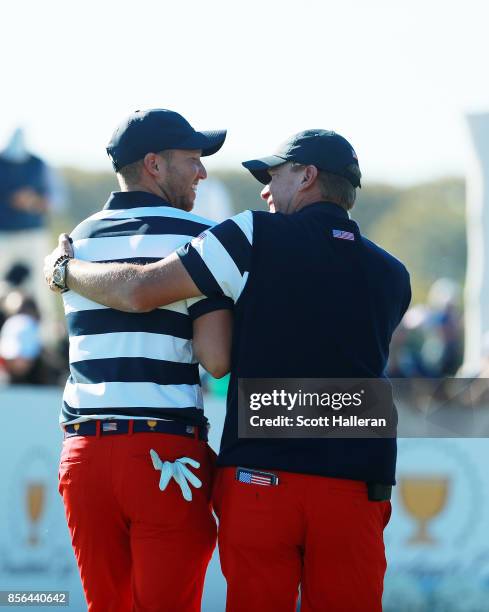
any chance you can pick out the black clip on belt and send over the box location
[367,483,392,501]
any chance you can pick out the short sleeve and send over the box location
[186,295,234,320]
[176,210,253,303]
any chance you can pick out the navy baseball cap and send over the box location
[107,109,227,171]
[242,129,361,188]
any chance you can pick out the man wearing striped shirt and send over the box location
[50,109,232,612]
[47,130,411,612]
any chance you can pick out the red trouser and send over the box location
[58,431,217,612]
[213,467,391,612]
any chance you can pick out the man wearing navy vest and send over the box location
[46,130,411,612]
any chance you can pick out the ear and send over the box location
[298,165,318,191]
[143,152,160,178]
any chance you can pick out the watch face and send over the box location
[53,267,64,288]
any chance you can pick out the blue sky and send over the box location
[2,0,488,185]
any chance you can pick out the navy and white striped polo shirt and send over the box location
[178,209,253,301]
[61,190,231,427]
[177,202,411,484]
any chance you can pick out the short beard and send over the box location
[158,154,194,212]
[156,176,193,212]
[172,194,194,212]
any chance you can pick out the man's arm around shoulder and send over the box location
[44,234,200,312]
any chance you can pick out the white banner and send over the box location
[385,438,489,611]
[1,387,488,611]
[0,387,226,612]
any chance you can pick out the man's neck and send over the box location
[293,194,344,214]
[120,181,171,203]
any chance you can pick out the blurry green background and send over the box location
[54,169,466,306]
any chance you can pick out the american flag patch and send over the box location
[236,467,278,486]
[194,231,208,243]
[332,229,355,241]
[102,422,118,432]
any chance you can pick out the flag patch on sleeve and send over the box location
[332,229,355,241]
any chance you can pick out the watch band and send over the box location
[53,254,71,268]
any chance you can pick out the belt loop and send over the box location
[96,420,101,437]
[129,419,134,435]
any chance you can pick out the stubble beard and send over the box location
[158,173,194,212]
[174,194,194,212]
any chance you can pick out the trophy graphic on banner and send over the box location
[399,476,450,545]
[26,481,45,546]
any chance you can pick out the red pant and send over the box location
[58,432,217,612]
[213,467,391,612]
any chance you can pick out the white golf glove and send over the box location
[149,449,202,502]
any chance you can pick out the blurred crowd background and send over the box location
[0,126,470,388]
